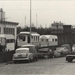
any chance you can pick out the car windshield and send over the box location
[16,50,29,53]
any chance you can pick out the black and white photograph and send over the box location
[0,0,75,75]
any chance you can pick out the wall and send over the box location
[0,50,15,63]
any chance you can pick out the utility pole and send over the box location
[25,16,26,27]
[36,14,37,28]
[30,0,32,43]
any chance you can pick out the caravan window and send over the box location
[11,39,15,42]
[36,36,37,41]
[18,35,26,41]
[52,39,54,41]
[38,36,39,41]
[42,39,44,42]
[46,39,48,42]
[33,36,35,41]
[55,39,57,41]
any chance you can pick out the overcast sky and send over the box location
[0,0,75,28]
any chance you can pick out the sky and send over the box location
[0,0,75,28]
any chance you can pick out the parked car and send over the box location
[13,44,38,63]
[37,48,54,59]
[66,44,75,62]
[54,47,69,57]
[61,44,71,53]
[54,51,61,58]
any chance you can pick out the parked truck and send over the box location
[66,44,75,62]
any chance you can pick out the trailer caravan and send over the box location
[39,35,58,47]
[0,34,15,51]
[17,32,40,47]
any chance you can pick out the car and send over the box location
[13,44,38,63]
[61,44,71,53]
[37,48,54,59]
[55,47,70,56]
[54,50,61,58]
[54,47,64,57]
[66,44,75,62]
[21,44,38,60]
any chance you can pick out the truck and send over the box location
[66,44,75,62]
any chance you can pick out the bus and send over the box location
[0,34,15,51]
[16,32,40,48]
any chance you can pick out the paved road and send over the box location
[0,57,75,75]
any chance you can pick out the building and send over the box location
[0,8,19,39]
[51,21,74,47]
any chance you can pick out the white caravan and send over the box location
[0,34,15,51]
[17,32,40,47]
[39,35,58,47]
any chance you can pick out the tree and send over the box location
[17,26,21,34]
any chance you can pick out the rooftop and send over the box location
[0,20,19,25]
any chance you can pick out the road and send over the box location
[0,57,75,75]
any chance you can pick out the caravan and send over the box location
[17,32,40,47]
[39,35,58,47]
[0,34,15,51]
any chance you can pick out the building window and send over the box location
[36,36,37,41]
[12,28,15,35]
[42,39,43,42]
[4,27,15,35]
[46,39,48,42]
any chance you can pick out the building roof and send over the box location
[0,21,19,25]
